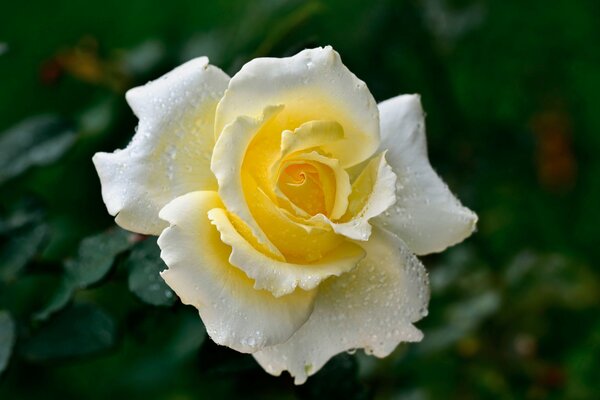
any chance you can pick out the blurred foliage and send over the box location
[1,0,599,398]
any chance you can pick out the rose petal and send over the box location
[157,191,316,353]
[212,105,349,263]
[253,227,429,384]
[211,105,286,259]
[310,152,397,241]
[208,207,364,297]
[375,94,478,255]
[275,151,351,220]
[215,46,380,167]
[280,120,344,156]
[243,175,349,263]
[272,120,347,219]
[93,57,229,235]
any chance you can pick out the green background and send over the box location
[1,0,599,398]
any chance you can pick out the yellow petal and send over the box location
[275,151,351,220]
[310,152,397,241]
[277,161,329,216]
[208,207,364,297]
[211,105,285,260]
[280,120,344,156]
[243,174,346,263]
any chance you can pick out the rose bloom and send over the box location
[93,46,476,383]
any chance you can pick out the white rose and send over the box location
[93,46,477,384]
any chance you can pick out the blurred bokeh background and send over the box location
[1,0,599,398]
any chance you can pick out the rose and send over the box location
[93,46,477,383]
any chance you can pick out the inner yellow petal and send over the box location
[237,113,352,262]
[243,173,344,263]
[278,162,328,216]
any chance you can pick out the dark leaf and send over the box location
[0,115,77,185]
[0,199,44,235]
[21,304,116,361]
[298,353,369,400]
[32,228,134,321]
[33,278,75,321]
[64,227,134,288]
[0,311,16,375]
[0,223,48,283]
[126,238,175,306]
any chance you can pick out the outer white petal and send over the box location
[215,46,380,167]
[310,152,397,241]
[158,191,316,353]
[93,57,230,235]
[375,94,478,255]
[253,227,429,384]
[208,208,364,297]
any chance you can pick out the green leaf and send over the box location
[126,238,175,307]
[33,228,134,321]
[167,312,206,359]
[0,311,16,375]
[0,201,47,282]
[0,115,77,185]
[124,311,206,387]
[299,354,368,400]
[0,200,44,235]
[64,227,134,288]
[21,304,116,361]
[0,223,48,283]
[33,278,75,321]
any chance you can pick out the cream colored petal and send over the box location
[157,191,316,353]
[280,120,344,156]
[310,152,397,241]
[253,227,429,384]
[215,46,380,167]
[210,105,285,259]
[375,94,477,255]
[208,207,364,297]
[93,57,229,235]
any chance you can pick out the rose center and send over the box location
[277,161,335,217]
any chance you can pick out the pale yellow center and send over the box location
[277,160,338,217]
[222,106,368,264]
